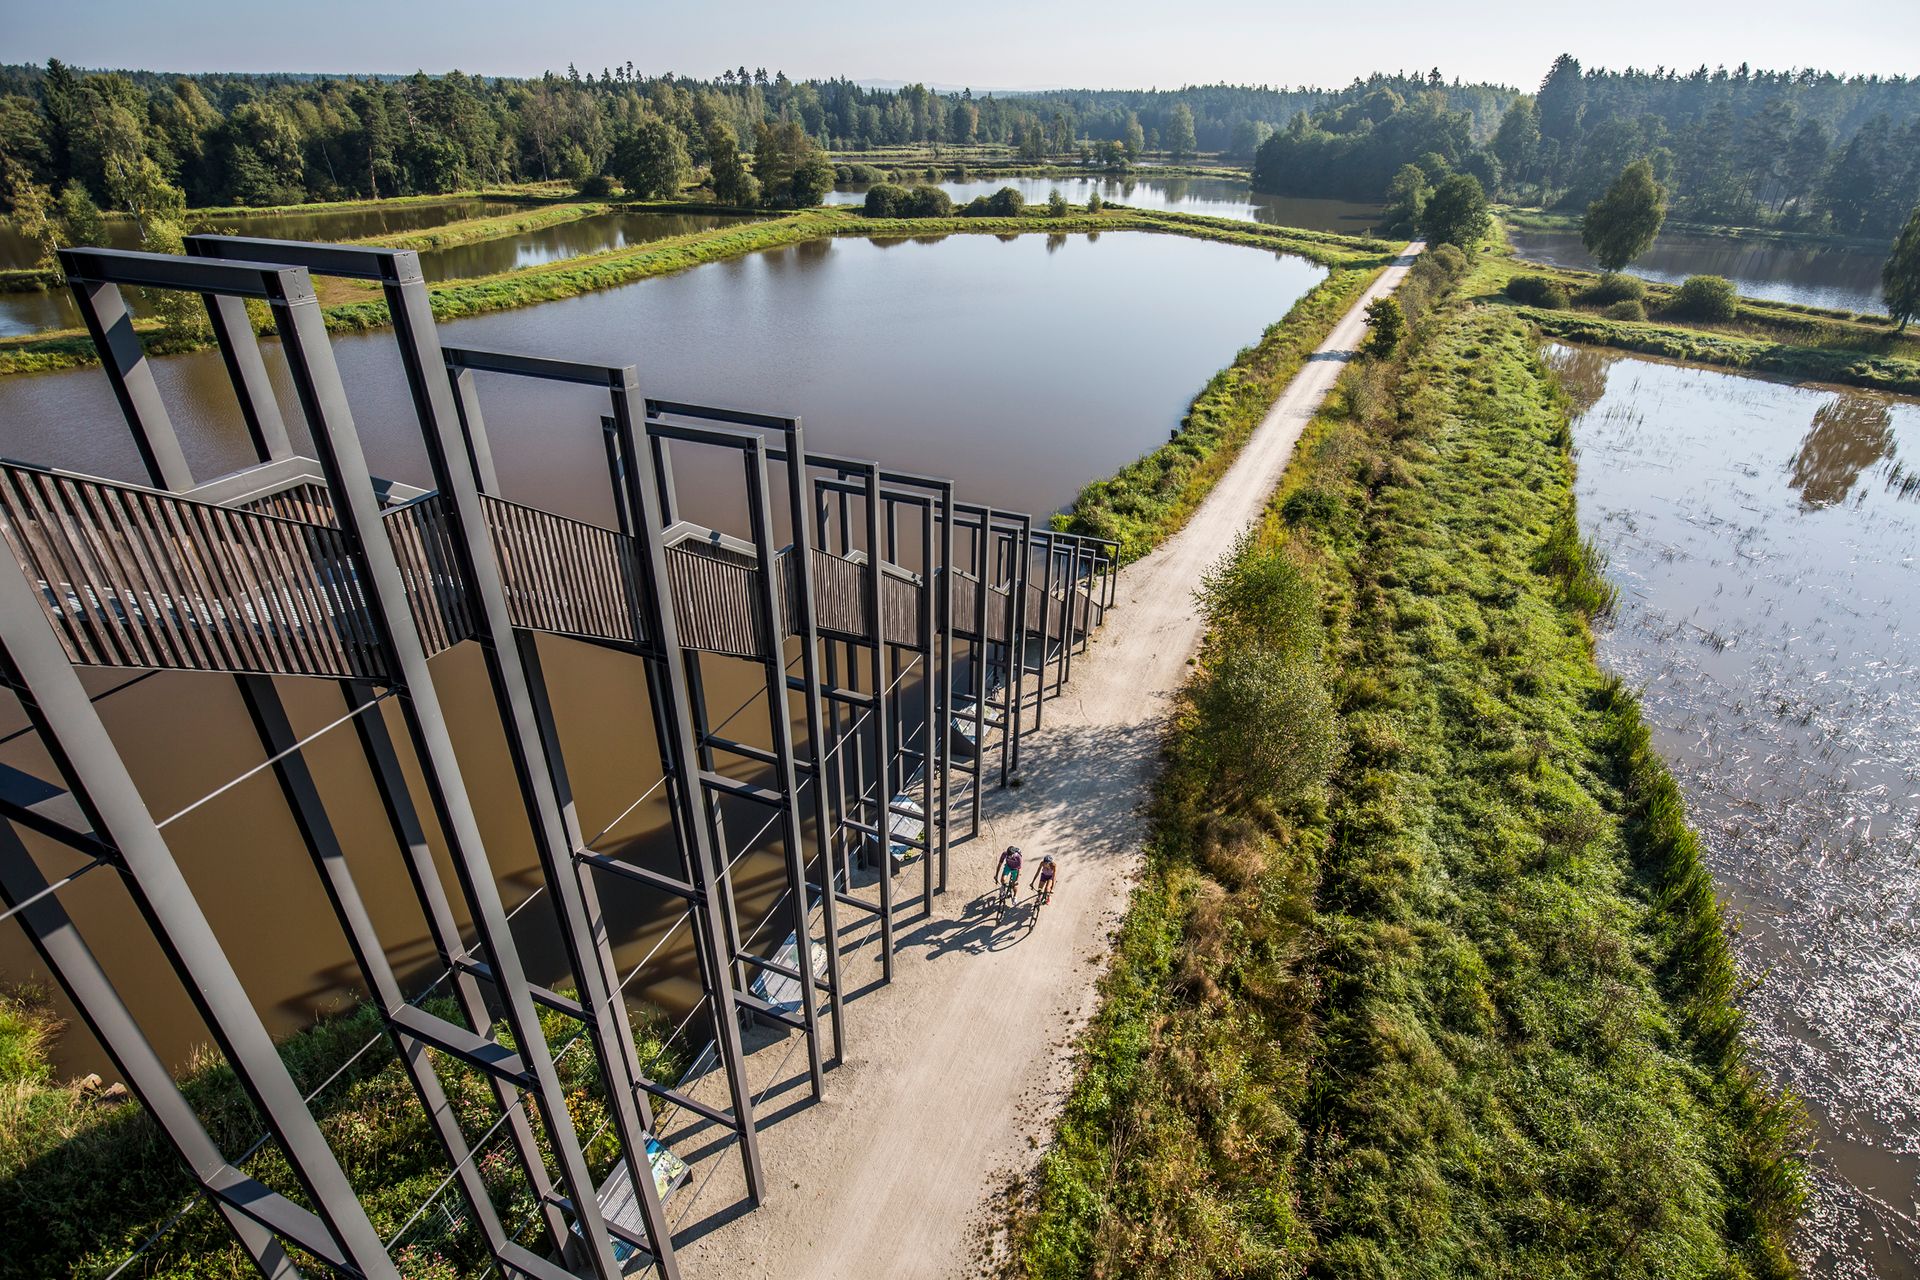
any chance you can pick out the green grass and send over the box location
[1014,268,1804,1279]
[347,199,614,251]
[0,987,688,1279]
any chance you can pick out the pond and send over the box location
[826,174,1385,235]
[1513,226,1889,315]
[0,197,528,270]
[1554,344,1920,1279]
[0,229,1326,1077]
[417,210,756,281]
[0,197,535,335]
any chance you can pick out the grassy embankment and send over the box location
[1498,202,1897,253]
[0,983,687,1278]
[0,204,1389,378]
[1482,217,1920,393]
[1016,251,1805,1278]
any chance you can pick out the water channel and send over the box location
[1554,344,1920,1279]
[1514,226,1889,316]
[0,230,1326,1079]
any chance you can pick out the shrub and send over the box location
[862,183,910,217]
[576,173,615,197]
[1189,643,1336,806]
[1576,273,1647,307]
[961,186,1025,218]
[1048,188,1069,216]
[836,162,884,184]
[1603,299,1648,321]
[1087,190,1103,213]
[902,185,953,218]
[1506,274,1571,309]
[1424,243,1468,281]
[1669,274,1739,322]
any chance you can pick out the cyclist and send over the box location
[1031,854,1057,905]
[995,846,1024,902]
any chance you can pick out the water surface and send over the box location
[1555,344,1920,1279]
[0,231,1325,1076]
[827,174,1383,235]
[418,210,753,281]
[1514,227,1888,315]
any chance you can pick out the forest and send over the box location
[1253,55,1920,237]
[0,60,1507,219]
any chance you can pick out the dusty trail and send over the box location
[661,243,1423,1278]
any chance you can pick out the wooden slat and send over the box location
[0,463,387,680]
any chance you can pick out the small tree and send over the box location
[1418,173,1489,249]
[1884,204,1920,332]
[1382,164,1430,238]
[1362,297,1405,358]
[56,182,106,249]
[610,117,690,200]
[1047,188,1068,217]
[1087,190,1103,214]
[1582,158,1666,273]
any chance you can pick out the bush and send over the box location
[1087,190,1103,213]
[1576,273,1647,307]
[1048,188,1069,217]
[1603,299,1648,321]
[1189,643,1335,806]
[836,162,884,184]
[576,173,615,197]
[1506,274,1571,309]
[862,183,910,217]
[1669,274,1739,322]
[1423,243,1468,281]
[963,186,1025,218]
[903,185,953,218]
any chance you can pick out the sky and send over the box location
[5,0,1917,90]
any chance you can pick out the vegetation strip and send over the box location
[1016,257,1803,1278]
[0,207,1392,379]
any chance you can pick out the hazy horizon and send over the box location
[6,0,1916,91]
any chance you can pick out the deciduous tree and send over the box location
[1582,158,1666,272]
[610,116,690,199]
[1418,173,1489,248]
[1885,205,1920,331]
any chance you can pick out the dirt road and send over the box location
[662,243,1424,1278]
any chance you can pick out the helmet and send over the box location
[1008,846,1021,855]
[1041,854,1055,863]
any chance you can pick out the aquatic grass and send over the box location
[1016,287,1804,1278]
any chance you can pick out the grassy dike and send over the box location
[1014,261,1805,1278]
[1474,223,1920,394]
[0,206,1388,378]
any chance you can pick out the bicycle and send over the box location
[997,868,1020,909]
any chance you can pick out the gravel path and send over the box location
[660,243,1423,1278]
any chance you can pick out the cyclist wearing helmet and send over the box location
[1031,854,1057,903]
[996,846,1023,897]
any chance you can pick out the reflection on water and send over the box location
[1511,226,1888,315]
[419,210,752,281]
[0,231,1322,1078]
[826,174,1384,235]
[1553,344,1920,1279]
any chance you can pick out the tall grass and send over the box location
[1014,262,1804,1278]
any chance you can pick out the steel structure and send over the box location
[0,235,1115,1278]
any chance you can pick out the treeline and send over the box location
[1255,53,1920,236]
[0,59,1524,219]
